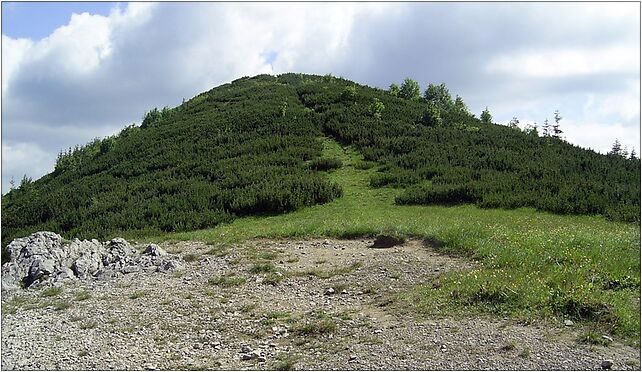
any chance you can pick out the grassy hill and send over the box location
[2,73,640,340]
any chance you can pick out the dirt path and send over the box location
[2,239,639,370]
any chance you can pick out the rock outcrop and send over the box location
[1,232,182,290]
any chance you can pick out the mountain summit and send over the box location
[2,73,639,259]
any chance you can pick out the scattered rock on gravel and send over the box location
[2,237,639,371]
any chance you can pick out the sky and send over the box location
[1,2,640,192]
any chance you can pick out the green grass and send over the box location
[79,321,97,330]
[208,274,247,287]
[578,331,613,346]
[249,263,278,274]
[143,138,641,342]
[204,246,229,257]
[292,319,336,336]
[74,290,91,301]
[41,287,63,297]
[292,262,362,279]
[182,253,200,262]
[53,301,72,311]
[272,354,299,371]
[128,291,146,300]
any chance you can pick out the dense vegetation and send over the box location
[292,76,640,222]
[2,73,639,262]
[1,75,344,258]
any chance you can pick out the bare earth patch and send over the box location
[2,239,639,370]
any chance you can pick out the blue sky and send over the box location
[2,2,116,40]
[1,2,640,193]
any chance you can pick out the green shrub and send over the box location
[292,319,336,336]
[249,263,278,274]
[208,275,246,287]
[309,157,342,171]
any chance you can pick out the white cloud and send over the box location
[1,142,51,192]
[486,45,639,78]
[1,35,33,93]
[592,82,641,122]
[1,2,376,191]
[1,2,639,192]
[564,120,640,155]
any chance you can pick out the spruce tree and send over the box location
[454,95,470,114]
[609,139,622,156]
[480,107,492,124]
[543,119,551,137]
[552,110,563,138]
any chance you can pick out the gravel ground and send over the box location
[1,238,639,370]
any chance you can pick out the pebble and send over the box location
[563,319,574,326]
[601,359,613,370]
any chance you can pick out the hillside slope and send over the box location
[2,73,640,257]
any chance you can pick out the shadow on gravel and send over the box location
[370,234,406,248]
[421,237,445,250]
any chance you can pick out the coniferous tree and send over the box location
[424,83,453,110]
[480,107,492,124]
[552,110,563,138]
[399,78,421,100]
[523,123,538,136]
[388,83,400,97]
[369,98,385,120]
[609,139,622,156]
[454,95,470,114]
[543,119,551,137]
[421,103,442,127]
[630,147,637,160]
[508,117,520,129]
[19,175,32,190]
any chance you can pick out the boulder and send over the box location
[143,244,167,257]
[158,259,183,272]
[72,252,104,279]
[102,238,136,266]
[2,231,184,290]
[25,257,57,287]
[601,360,613,370]
[1,232,63,289]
